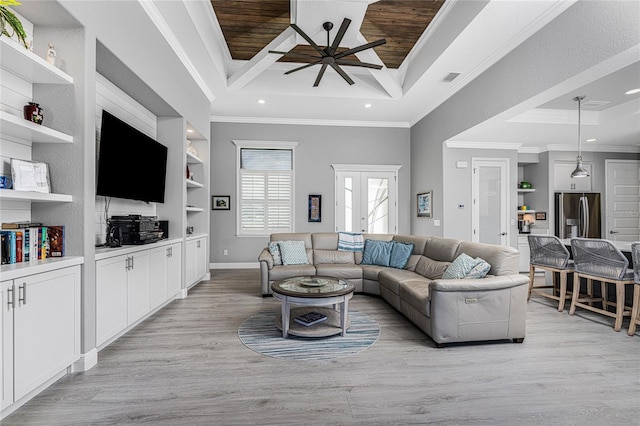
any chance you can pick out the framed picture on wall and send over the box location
[417,191,432,218]
[212,195,230,210]
[535,212,547,220]
[308,194,321,222]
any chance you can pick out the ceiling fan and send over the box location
[269,18,386,87]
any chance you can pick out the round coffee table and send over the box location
[271,276,355,338]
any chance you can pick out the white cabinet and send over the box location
[186,236,208,288]
[1,266,80,411]
[149,242,182,310]
[554,162,592,191]
[518,237,530,273]
[96,251,150,347]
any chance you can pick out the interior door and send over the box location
[606,159,640,241]
[335,168,398,233]
[472,158,509,246]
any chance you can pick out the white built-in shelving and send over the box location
[0,111,74,143]
[186,206,204,212]
[0,37,74,85]
[186,151,203,164]
[185,179,203,188]
[517,188,535,193]
[0,189,72,203]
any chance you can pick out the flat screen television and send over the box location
[96,110,168,203]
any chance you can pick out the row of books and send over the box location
[0,222,65,265]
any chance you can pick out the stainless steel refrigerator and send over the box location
[554,192,601,239]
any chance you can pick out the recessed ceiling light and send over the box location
[586,138,597,142]
[187,129,194,133]
[625,88,640,95]
[258,99,266,104]
[364,103,372,108]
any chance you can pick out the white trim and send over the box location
[232,140,298,149]
[446,141,522,150]
[210,262,259,269]
[545,144,640,153]
[331,164,402,173]
[211,116,410,129]
[471,158,510,246]
[604,159,640,240]
[138,0,215,102]
[72,348,98,372]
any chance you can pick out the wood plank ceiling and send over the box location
[210,0,446,69]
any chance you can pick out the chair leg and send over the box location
[587,279,593,306]
[528,264,535,301]
[628,285,640,336]
[614,282,625,332]
[569,272,580,315]
[601,281,607,312]
[558,271,567,312]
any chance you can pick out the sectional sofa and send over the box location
[258,232,529,347]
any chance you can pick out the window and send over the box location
[234,141,297,236]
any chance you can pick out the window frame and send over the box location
[233,140,297,237]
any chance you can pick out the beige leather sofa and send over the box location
[258,232,529,347]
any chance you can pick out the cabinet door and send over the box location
[518,237,530,273]
[196,237,208,280]
[1,280,14,410]
[166,243,182,298]
[127,250,150,325]
[149,247,168,310]
[185,239,197,286]
[554,162,592,191]
[13,267,80,401]
[96,255,128,346]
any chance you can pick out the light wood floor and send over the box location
[5,270,639,425]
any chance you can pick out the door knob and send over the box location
[609,230,619,234]
[500,232,507,236]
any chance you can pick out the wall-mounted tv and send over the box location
[96,110,168,203]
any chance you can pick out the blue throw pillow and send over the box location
[268,241,283,265]
[279,240,309,265]
[465,258,491,278]
[361,239,393,267]
[390,241,414,269]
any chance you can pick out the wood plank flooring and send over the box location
[5,269,639,425]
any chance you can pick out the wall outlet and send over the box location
[434,220,441,227]
[223,249,228,256]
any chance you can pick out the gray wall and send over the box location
[210,122,411,263]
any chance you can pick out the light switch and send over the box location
[434,220,441,227]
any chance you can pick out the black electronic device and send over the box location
[108,215,162,245]
[96,111,168,203]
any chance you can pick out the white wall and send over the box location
[210,122,411,264]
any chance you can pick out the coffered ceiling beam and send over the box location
[354,33,402,99]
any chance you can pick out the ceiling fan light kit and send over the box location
[570,95,590,179]
[269,18,386,87]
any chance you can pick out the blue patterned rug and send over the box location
[238,310,380,360]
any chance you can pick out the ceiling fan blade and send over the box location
[329,18,351,55]
[335,59,383,70]
[291,24,327,57]
[269,50,322,59]
[330,63,354,85]
[313,64,328,87]
[284,60,322,75]
[335,39,386,59]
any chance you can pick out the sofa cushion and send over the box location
[338,232,365,252]
[315,264,363,280]
[393,235,428,254]
[379,268,427,294]
[399,280,432,317]
[456,241,519,276]
[313,249,354,265]
[279,240,309,265]
[362,239,394,266]
[415,257,451,280]
[424,237,461,262]
[389,242,414,269]
[271,232,312,248]
[311,233,339,250]
[360,264,388,281]
[268,242,283,265]
[269,264,317,281]
[404,254,421,272]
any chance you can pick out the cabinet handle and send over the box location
[130,256,134,270]
[7,285,14,307]
[197,241,200,248]
[125,257,130,271]
[18,283,26,305]
[167,247,172,257]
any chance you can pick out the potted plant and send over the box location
[1,1,28,49]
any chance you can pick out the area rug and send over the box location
[238,310,379,360]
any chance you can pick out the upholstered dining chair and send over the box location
[569,238,635,332]
[628,242,640,336]
[527,235,574,312]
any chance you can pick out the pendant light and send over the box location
[570,95,589,178]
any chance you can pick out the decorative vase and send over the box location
[23,102,43,125]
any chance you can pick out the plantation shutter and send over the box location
[239,149,292,234]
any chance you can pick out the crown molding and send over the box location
[546,143,640,153]
[210,115,410,128]
[445,141,522,150]
[139,0,215,102]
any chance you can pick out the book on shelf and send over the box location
[1,221,43,229]
[294,311,328,327]
[0,225,64,265]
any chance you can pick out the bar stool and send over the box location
[527,235,574,312]
[569,238,635,332]
[628,242,640,336]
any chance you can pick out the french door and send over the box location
[333,165,399,233]
[472,158,510,246]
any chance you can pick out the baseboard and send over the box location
[177,288,188,299]
[210,262,259,269]
[72,348,98,372]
